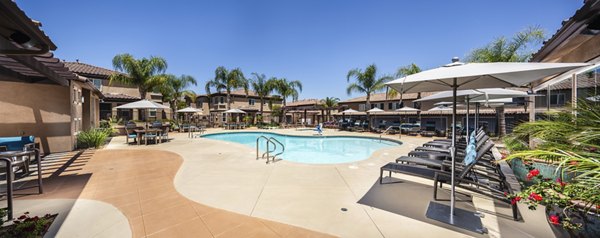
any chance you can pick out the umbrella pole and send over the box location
[450,79,457,218]
[466,98,470,143]
[475,102,480,132]
[425,78,486,234]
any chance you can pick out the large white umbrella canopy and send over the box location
[114,99,169,109]
[415,88,528,103]
[386,62,588,94]
[177,107,203,113]
[341,108,359,114]
[395,106,420,112]
[384,60,588,232]
[427,105,453,112]
[224,108,246,114]
[366,107,384,113]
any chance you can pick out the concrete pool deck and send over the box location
[101,128,555,238]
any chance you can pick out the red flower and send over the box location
[529,192,543,201]
[556,178,567,187]
[526,169,540,180]
[511,196,522,205]
[549,214,560,225]
[569,161,579,166]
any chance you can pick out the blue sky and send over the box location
[18,0,582,100]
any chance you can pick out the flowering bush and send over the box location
[0,210,56,237]
[506,166,599,230]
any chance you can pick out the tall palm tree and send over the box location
[467,26,544,137]
[347,64,393,129]
[320,97,340,121]
[157,74,197,119]
[250,73,277,123]
[274,78,303,124]
[183,91,198,107]
[387,63,422,99]
[204,66,248,110]
[109,53,168,99]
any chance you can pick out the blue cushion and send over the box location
[462,133,477,166]
[0,136,35,151]
[127,134,137,138]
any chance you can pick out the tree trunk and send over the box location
[497,106,506,138]
[366,94,371,131]
[281,98,287,125]
[139,88,147,100]
[259,97,264,124]
[226,91,231,110]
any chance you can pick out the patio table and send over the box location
[0,149,42,220]
[134,129,163,145]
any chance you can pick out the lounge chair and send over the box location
[380,141,519,221]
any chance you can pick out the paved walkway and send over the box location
[106,128,554,238]
[7,128,555,237]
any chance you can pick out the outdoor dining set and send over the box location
[124,121,171,145]
[0,136,44,220]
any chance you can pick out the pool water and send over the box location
[201,132,400,164]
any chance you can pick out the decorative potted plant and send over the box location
[503,101,600,237]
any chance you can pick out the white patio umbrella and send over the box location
[427,105,452,135]
[385,59,588,233]
[416,88,529,140]
[223,108,246,126]
[367,108,384,130]
[177,107,203,125]
[341,108,359,114]
[114,99,169,124]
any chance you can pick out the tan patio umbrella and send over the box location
[114,99,169,126]
[386,58,588,233]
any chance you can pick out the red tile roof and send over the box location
[64,61,121,79]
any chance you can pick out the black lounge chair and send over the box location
[380,142,520,221]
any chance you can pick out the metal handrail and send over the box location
[255,136,285,164]
[268,137,285,164]
[380,126,394,141]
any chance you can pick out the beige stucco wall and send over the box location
[0,80,73,153]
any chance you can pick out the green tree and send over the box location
[320,97,340,121]
[466,26,545,137]
[387,63,422,99]
[204,66,248,110]
[250,73,277,123]
[109,53,168,99]
[157,74,197,119]
[273,78,303,124]
[346,64,393,129]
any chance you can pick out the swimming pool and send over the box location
[201,132,400,164]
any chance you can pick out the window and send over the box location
[249,99,256,105]
[358,104,366,111]
[92,79,102,90]
[371,103,376,109]
[550,93,566,106]
[222,113,227,122]
[220,97,224,104]
[388,103,393,110]
[149,109,157,118]
[379,103,384,109]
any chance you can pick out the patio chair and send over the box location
[379,141,520,221]
[144,130,158,145]
[181,123,190,132]
[124,123,138,145]
[161,127,169,142]
[151,121,162,129]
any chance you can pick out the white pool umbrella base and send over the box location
[426,202,487,234]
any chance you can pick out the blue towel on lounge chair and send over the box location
[314,124,323,135]
[463,133,477,165]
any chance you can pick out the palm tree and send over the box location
[204,66,248,110]
[273,78,303,124]
[320,97,340,121]
[109,53,168,99]
[157,74,197,119]
[250,73,277,123]
[467,26,545,137]
[386,63,422,104]
[347,64,393,129]
[183,91,198,107]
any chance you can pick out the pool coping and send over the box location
[200,130,404,145]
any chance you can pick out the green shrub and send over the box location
[77,129,110,149]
